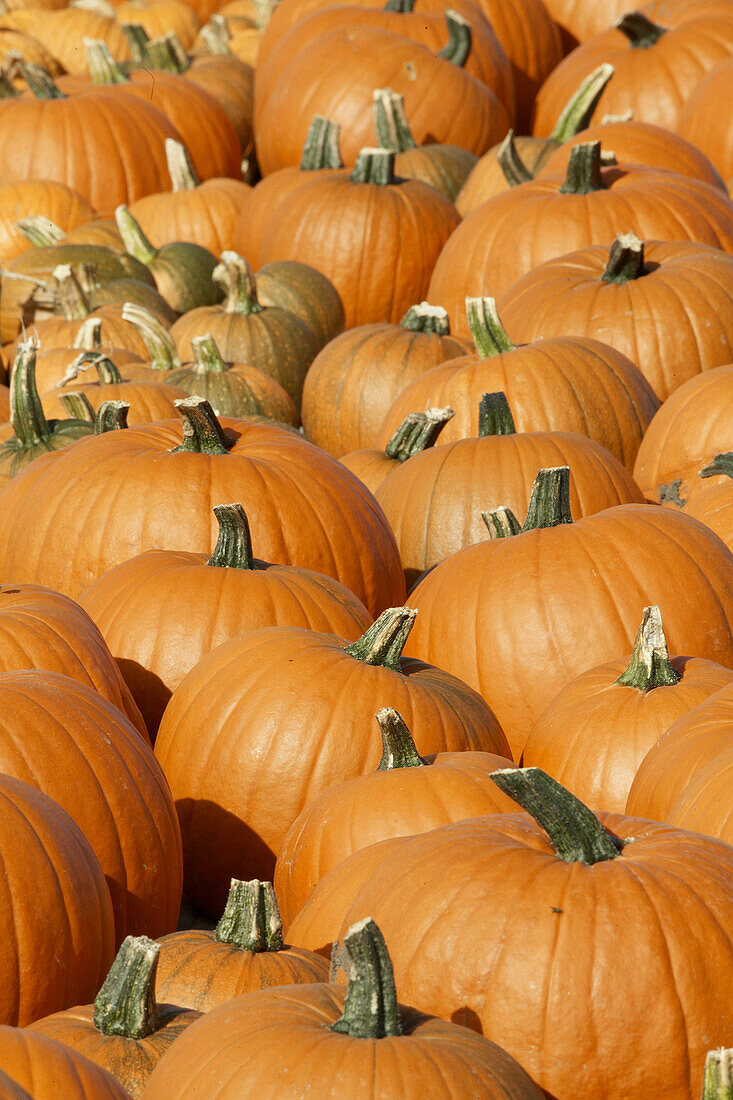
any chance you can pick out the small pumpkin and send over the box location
[0,1028,131,1100]
[340,407,455,495]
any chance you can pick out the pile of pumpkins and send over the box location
[0,0,730,1095]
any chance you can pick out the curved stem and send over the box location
[703,1049,733,1099]
[121,303,182,370]
[478,392,516,437]
[54,264,91,321]
[376,708,428,770]
[9,341,51,444]
[122,23,151,64]
[200,15,232,55]
[497,131,533,187]
[482,505,522,539]
[95,400,130,433]
[214,253,264,315]
[59,391,95,422]
[616,606,681,691]
[146,32,191,74]
[490,768,624,863]
[550,64,615,143]
[351,148,396,185]
[172,396,232,455]
[75,317,103,351]
[165,138,201,190]
[215,879,284,952]
[92,936,160,1040]
[18,61,65,99]
[190,335,229,374]
[601,233,646,284]
[206,503,255,569]
[559,141,605,195]
[345,607,416,672]
[400,303,450,334]
[384,407,454,461]
[330,918,402,1039]
[93,356,123,385]
[522,466,573,530]
[615,11,666,48]
[299,117,343,170]
[16,216,65,248]
[85,38,129,85]
[467,297,516,357]
[115,205,157,265]
[373,89,416,153]
[700,453,733,480]
[437,11,471,68]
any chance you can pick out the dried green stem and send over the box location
[299,117,343,170]
[400,303,450,334]
[345,607,416,672]
[351,148,396,186]
[437,11,471,68]
[615,11,666,48]
[330,919,402,1039]
[616,605,681,691]
[559,141,605,194]
[478,392,516,437]
[92,936,160,1040]
[206,503,255,569]
[95,400,130,433]
[214,252,264,315]
[172,396,232,454]
[602,233,646,283]
[115,205,157,265]
[466,297,516,357]
[550,64,615,142]
[373,88,416,153]
[214,879,284,952]
[376,708,429,769]
[384,407,454,461]
[121,303,182,371]
[497,131,533,187]
[700,453,733,480]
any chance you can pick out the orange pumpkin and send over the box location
[0,1029,131,1100]
[340,407,456,496]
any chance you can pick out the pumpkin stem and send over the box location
[384,407,454,461]
[172,396,232,455]
[400,302,450,335]
[190,334,229,374]
[615,11,667,48]
[478,392,516,437]
[0,70,18,99]
[523,466,573,529]
[85,38,129,84]
[75,316,103,350]
[214,879,284,952]
[549,64,615,143]
[496,130,533,187]
[122,23,151,64]
[616,605,681,692]
[330,918,402,1039]
[200,15,232,55]
[146,32,190,74]
[601,108,634,124]
[53,264,91,321]
[59,390,95,421]
[601,233,646,283]
[16,216,66,248]
[482,505,522,538]
[345,607,417,672]
[373,88,416,153]
[383,0,415,9]
[299,117,344,170]
[115,205,157,265]
[490,767,624,863]
[206,503,255,569]
[17,61,65,99]
[214,252,264,315]
[121,303,182,371]
[9,341,51,444]
[376,708,429,770]
[437,11,471,68]
[700,453,733,480]
[93,356,123,385]
[702,1049,733,1099]
[93,936,161,1040]
[466,297,516,357]
[95,400,130,433]
[351,148,396,186]
[164,139,201,191]
[559,141,606,194]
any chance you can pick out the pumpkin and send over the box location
[155,879,330,1012]
[522,605,733,812]
[498,236,733,403]
[340,407,455,496]
[305,768,733,1100]
[79,502,371,736]
[169,254,319,409]
[258,148,460,328]
[275,707,515,926]
[0,398,406,616]
[684,455,733,551]
[664,746,733,844]
[404,467,733,756]
[626,681,733,824]
[254,260,345,352]
[374,391,645,586]
[26,318,142,396]
[42,353,188,426]
[301,302,469,457]
[116,0,202,47]
[154,604,510,912]
[678,56,733,189]
[0,774,115,1026]
[533,11,733,136]
[0,1029,131,1100]
[30,936,200,1099]
[144,917,545,1099]
[378,296,659,471]
[428,143,733,331]
[632,370,733,506]
[0,9,131,73]
[0,181,94,266]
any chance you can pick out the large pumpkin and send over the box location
[0,1029,131,1100]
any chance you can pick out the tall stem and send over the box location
[214,879,284,952]
[214,253,264,315]
[376,708,429,769]
[59,391,95,422]
[523,466,573,529]
[172,397,232,455]
[384,407,454,462]
[146,32,191,74]
[345,607,416,672]
[616,606,681,691]
[559,141,605,195]
[299,117,343,170]
[92,936,160,1040]
[121,303,182,371]
[496,131,533,187]
[550,64,615,143]
[122,24,151,64]
[54,264,91,321]
[206,503,255,569]
[9,341,51,444]
[85,38,129,85]
[437,11,471,67]
[478,392,516,436]
[165,139,201,190]
[16,216,66,248]
[115,205,157,265]
[703,1049,733,1099]
[373,88,416,153]
[95,401,130,433]
[466,297,516,357]
[330,919,402,1039]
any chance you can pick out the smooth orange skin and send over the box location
[498,242,733,403]
[543,0,733,48]
[0,1029,131,1100]
[154,930,330,1013]
[627,681,733,823]
[300,811,733,1100]
[275,748,516,927]
[0,775,115,1027]
[678,57,733,183]
[684,480,733,550]
[405,504,733,757]
[301,322,470,458]
[0,418,406,617]
[42,377,188,426]
[377,337,658,472]
[339,449,401,496]
[0,181,93,266]
[155,624,509,914]
[0,670,182,945]
[522,654,733,812]
[128,177,252,256]
[665,745,733,843]
[430,168,733,335]
[143,980,545,1100]
[79,548,371,738]
[632,365,733,504]
[375,430,645,584]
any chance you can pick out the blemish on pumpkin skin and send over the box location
[405,62,417,81]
